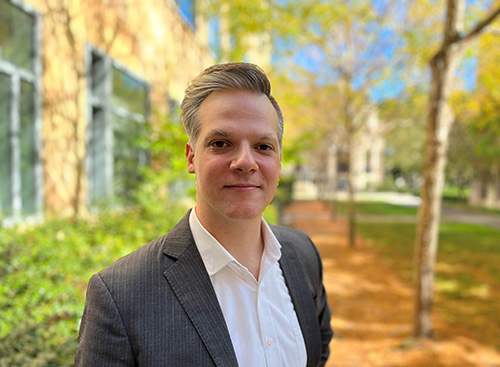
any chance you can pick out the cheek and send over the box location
[263,160,282,183]
[198,157,225,179]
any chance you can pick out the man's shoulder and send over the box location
[271,224,320,263]
[270,224,312,246]
[271,224,323,290]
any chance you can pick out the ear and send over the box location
[186,142,196,174]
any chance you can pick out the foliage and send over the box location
[272,78,346,176]
[134,109,196,215]
[272,174,296,219]
[451,29,500,187]
[445,120,475,194]
[0,104,290,364]
[0,323,74,367]
[0,202,188,366]
[441,184,470,203]
[0,108,194,365]
[380,92,427,187]
[206,0,275,61]
[467,116,500,179]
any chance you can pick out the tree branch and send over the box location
[461,4,500,43]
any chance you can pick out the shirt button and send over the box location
[267,338,274,346]
[258,287,262,295]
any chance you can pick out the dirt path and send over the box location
[283,201,500,367]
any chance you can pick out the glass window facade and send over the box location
[112,66,148,116]
[87,48,149,205]
[0,73,11,215]
[0,1,41,220]
[20,80,36,214]
[0,0,36,71]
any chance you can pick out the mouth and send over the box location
[224,184,261,191]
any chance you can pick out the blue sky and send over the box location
[270,0,489,103]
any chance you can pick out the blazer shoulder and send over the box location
[271,224,311,244]
[271,225,322,272]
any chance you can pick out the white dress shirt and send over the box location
[189,208,307,367]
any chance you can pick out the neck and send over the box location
[195,207,264,279]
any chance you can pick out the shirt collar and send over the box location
[189,207,282,278]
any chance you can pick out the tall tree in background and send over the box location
[279,0,407,246]
[414,0,500,338]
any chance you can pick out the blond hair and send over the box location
[181,63,283,149]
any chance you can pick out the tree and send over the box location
[414,0,500,338]
[278,0,411,246]
[380,92,428,190]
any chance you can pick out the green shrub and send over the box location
[0,201,188,366]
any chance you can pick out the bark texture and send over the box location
[414,0,500,338]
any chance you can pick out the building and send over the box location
[1,0,215,224]
[293,105,385,200]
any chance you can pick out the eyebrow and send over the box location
[258,133,279,142]
[205,129,230,139]
[205,129,278,142]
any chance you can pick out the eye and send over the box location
[257,144,273,151]
[211,140,228,148]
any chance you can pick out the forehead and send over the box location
[198,89,279,135]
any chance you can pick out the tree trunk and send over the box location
[412,0,498,338]
[413,0,465,338]
[413,48,457,337]
[347,128,356,247]
[326,143,338,221]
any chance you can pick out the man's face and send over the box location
[186,89,282,223]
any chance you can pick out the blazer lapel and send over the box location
[279,241,322,367]
[162,213,238,367]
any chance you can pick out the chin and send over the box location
[223,204,265,221]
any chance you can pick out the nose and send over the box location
[230,144,258,173]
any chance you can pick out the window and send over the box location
[174,0,196,28]
[337,152,350,173]
[86,47,149,205]
[365,150,372,173]
[0,0,42,220]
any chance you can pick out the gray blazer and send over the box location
[75,211,332,367]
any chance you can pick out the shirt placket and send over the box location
[256,279,281,367]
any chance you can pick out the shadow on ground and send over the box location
[283,201,500,367]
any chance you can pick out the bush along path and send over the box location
[283,201,500,367]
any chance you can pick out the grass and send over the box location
[353,202,500,350]
[330,200,419,216]
[443,199,500,215]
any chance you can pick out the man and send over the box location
[75,63,333,367]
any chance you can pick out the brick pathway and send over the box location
[283,201,500,367]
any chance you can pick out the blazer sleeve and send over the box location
[291,229,333,366]
[75,273,135,367]
[312,242,333,366]
[274,225,333,367]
